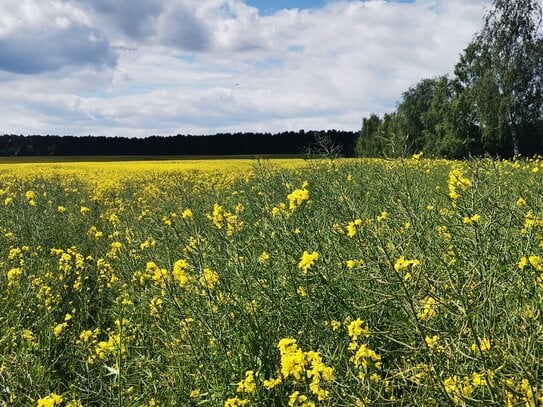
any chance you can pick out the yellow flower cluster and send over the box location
[345,219,363,238]
[470,337,491,352]
[224,397,248,407]
[37,393,63,407]
[94,332,126,361]
[417,296,437,321]
[346,319,381,385]
[504,377,543,407]
[207,203,243,236]
[288,391,315,407]
[6,267,23,288]
[518,255,543,289]
[287,183,310,211]
[199,268,220,290]
[347,318,371,342]
[447,168,472,200]
[264,338,334,403]
[298,251,319,275]
[236,370,256,394]
[436,225,452,241]
[173,259,191,287]
[271,182,311,217]
[443,372,490,404]
[393,256,421,281]
[462,214,481,225]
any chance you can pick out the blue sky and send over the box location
[0,0,488,137]
[245,0,415,13]
[246,0,327,13]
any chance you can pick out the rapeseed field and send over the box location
[1,156,543,406]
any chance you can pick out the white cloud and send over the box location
[0,0,116,74]
[0,0,489,136]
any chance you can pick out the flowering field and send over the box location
[1,156,543,406]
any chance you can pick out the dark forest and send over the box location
[0,130,357,157]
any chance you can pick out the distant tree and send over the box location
[455,0,543,156]
[395,77,442,154]
[418,75,478,158]
[305,132,343,158]
[355,114,382,157]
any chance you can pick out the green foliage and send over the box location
[455,0,543,156]
[356,0,543,158]
[3,158,543,405]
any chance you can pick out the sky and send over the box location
[0,0,490,137]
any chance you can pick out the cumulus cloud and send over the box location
[0,0,489,136]
[0,1,116,74]
[74,0,163,40]
[157,4,212,51]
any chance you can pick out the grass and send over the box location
[1,156,543,406]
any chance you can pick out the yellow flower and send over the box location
[189,389,201,399]
[417,296,437,321]
[347,318,371,341]
[288,391,315,407]
[463,214,481,224]
[529,255,543,271]
[394,256,420,272]
[22,329,36,342]
[208,204,224,228]
[7,267,23,288]
[37,393,63,407]
[287,187,310,211]
[173,259,191,286]
[263,376,282,389]
[518,256,529,269]
[224,397,248,407]
[259,251,270,263]
[471,337,491,352]
[79,330,94,343]
[25,190,36,201]
[236,370,256,394]
[376,211,388,222]
[182,208,194,219]
[444,376,458,393]
[346,222,357,238]
[425,335,439,349]
[94,332,125,360]
[298,251,319,274]
[199,268,219,289]
[277,338,305,381]
[330,320,341,331]
[448,168,472,200]
[53,322,68,338]
[471,372,487,387]
[350,343,381,369]
[437,225,451,241]
[516,197,527,207]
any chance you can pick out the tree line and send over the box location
[356,0,543,158]
[0,130,358,157]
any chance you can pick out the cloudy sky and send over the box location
[0,0,489,137]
